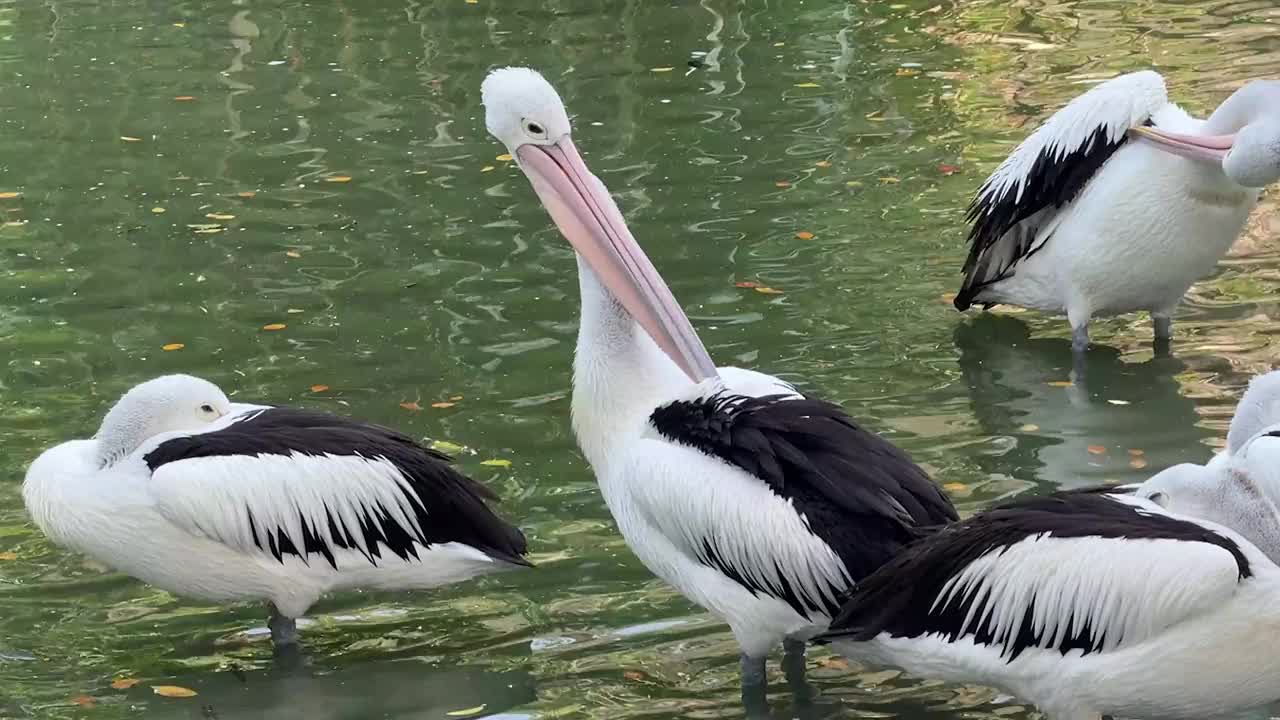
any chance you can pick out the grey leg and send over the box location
[268,604,299,647]
[740,653,769,716]
[1152,313,1173,357]
[782,638,816,706]
[1070,324,1090,353]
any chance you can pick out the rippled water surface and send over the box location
[2,0,1279,718]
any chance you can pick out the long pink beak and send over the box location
[1128,126,1234,164]
[514,137,719,383]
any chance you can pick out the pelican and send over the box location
[23,374,531,647]
[954,71,1280,353]
[820,462,1280,720]
[480,66,957,705]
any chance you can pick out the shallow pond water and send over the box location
[1,0,1279,718]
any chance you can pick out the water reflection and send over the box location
[954,314,1213,491]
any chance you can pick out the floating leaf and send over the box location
[650,67,675,73]
[480,166,495,173]
[286,308,304,314]
[1087,445,1107,455]
[111,678,139,690]
[734,280,761,288]
[310,385,329,393]
[400,401,423,411]
[446,706,487,717]
[173,22,186,27]
[120,136,143,142]
[496,153,513,162]
[1129,458,1149,470]
[943,482,968,492]
[449,395,463,401]
[152,685,198,698]
[161,343,185,352]
[774,180,791,188]
[325,175,352,183]
[174,96,195,101]
[262,323,287,331]
[814,160,831,168]
[430,401,456,409]
[754,286,784,295]
[878,177,900,184]
[623,670,646,681]
[465,0,478,3]
[237,191,257,198]
[480,459,512,468]
[795,231,815,240]
[206,213,235,221]
[430,439,466,454]
[1128,448,1145,457]
[846,180,863,187]
[193,227,224,234]
[818,656,850,670]
[895,68,920,76]
[0,192,21,199]
[1106,399,1130,406]
[286,250,301,258]
[1046,380,1074,387]
[151,207,166,214]
[0,551,16,561]
[794,82,820,88]
[1018,423,1040,432]
[938,164,960,175]
[71,695,96,708]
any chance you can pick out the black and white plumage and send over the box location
[23,375,530,647]
[820,486,1280,720]
[955,70,1280,353]
[482,65,957,708]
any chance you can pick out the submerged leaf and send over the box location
[1087,445,1107,455]
[400,401,423,411]
[480,459,512,468]
[110,678,139,690]
[754,287,784,295]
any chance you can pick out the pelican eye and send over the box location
[525,120,546,137]
[200,404,215,413]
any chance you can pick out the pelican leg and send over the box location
[1152,313,1173,357]
[782,638,815,702]
[268,604,299,647]
[1070,324,1090,353]
[740,653,769,715]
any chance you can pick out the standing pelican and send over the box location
[23,375,531,649]
[820,469,1280,720]
[481,67,957,705]
[955,71,1280,352]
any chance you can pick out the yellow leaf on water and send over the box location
[151,207,166,214]
[310,385,329,393]
[754,287,784,295]
[152,685,198,698]
[430,402,456,409]
[846,180,863,187]
[496,153,513,162]
[650,67,675,73]
[773,42,786,47]
[1046,381,1074,387]
[193,228,224,234]
[464,0,478,3]
[480,459,512,468]
[795,231,815,240]
[446,706,487,718]
[774,180,791,188]
[895,68,920,76]
[161,343,185,352]
[814,160,832,168]
[206,213,235,221]
[0,551,17,561]
[1128,448,1145,457]
[400,401,423,411]
[286,308,304,314]
[111,678,139,690]
[878,177,900,184]
[0,192,21,199]
[1087,445,1107,455]
[262,323,287,331]
[174,95,195,101]
[480,166,495,173]
[449,395,464,401]
[325,175,352,183]
[286,250,301,258]
[1018,423,1040,432]
[173,22,186,27]
[120,136,143,142]
[431,440,466,454]
[794,82,820,88]
[943,482,968,492]
[237,191,257,198]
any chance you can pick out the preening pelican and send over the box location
[481,66,957,705]
[820,479,1280,720]
[955,71,1280,353]
[23,375,530,647]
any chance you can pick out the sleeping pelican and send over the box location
[820,436,1280,720]
[480,67,957,706]
[955,71,1280,353]
[22,375,530,647]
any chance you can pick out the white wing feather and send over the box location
[936,531,1243,657]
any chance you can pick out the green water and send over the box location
[1,0,1278,717]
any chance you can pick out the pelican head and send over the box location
[481,66,717,384]
[96,374,231,467]
[1131,80,1280,188]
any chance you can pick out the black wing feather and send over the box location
[145,407,530,569]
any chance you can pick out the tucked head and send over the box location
[96,374,231,466]
[1131,79,1280,188]
[480,67,717,384]
[1134,459,1280,562]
